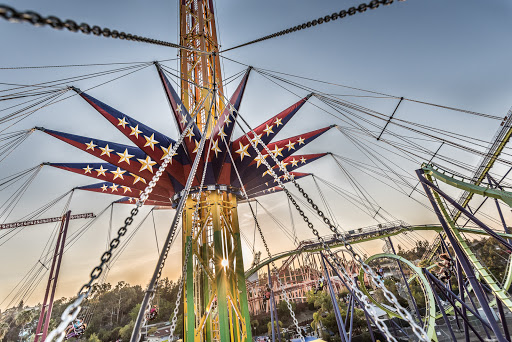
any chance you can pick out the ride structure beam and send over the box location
[0,212,94,230]
[180,0,224,134]
[184,191,251,342]
[34,211,71,342]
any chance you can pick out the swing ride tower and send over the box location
[179,2,252,342]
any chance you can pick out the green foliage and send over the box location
[119,321,135,341]
[87,333,101,342]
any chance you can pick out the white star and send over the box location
[176,104,182,113]
[235,142,250,161]
[270,145,284,158]
[290,158,299,167]
[85,141,96,151]
[130,173,147,184]
[130,125,142,139]
[138,156,157,173]
[100,184,108,192]
[263,124,274,136]
[144,134,159,150]
[180,114,187,126]
[192,140,200,154]
[83,165,93,174]
[128,197,133,203]
[95,166,108,177]
[117,149,134,164]
[160,144,177,161]
[121,186,132,193]
[111,167,126,180]
[300,157,307,164]
[185,127,195,141]
[254,154,268,168]
[285,140,296,151]
[109,184,119,192]
[211,139,222,157]
[251,133,263,145]
[279,161,289,171]
[218,126,227,140]
[274,117,283,127]
[297,137,306,145]
[224,114,232,127]
[117,117,128,129]
[99,144,114,157]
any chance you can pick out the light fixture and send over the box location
[221,259,229,268]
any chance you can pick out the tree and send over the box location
[87,333,101,342]
[267,320,282,335]
[16,310,35,327]
[119,321,135,341]
[0,322,9,340]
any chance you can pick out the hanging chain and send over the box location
[46,90,212,342]
[229,98,429,342]
[221,0,404,53]
[132,94,215,342]
[0,5,204,52]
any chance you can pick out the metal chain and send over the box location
[46,90,212,342]
[229,99,429,341]
[221,0,404,53]
[219,118,305,341]
[131,94,215,342]
[0,5,203,52]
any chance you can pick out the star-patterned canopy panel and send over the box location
[41,67,330,207]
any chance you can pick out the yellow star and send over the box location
[117,117,128,129]
[290,158,299,167]
[192,140,200,154]
[100,184,108,192]
[160,144,177,161]
[117,149,134,164]
[218,126,227,140]
[211,139,222,157]
[99,144,114,157]
[297,137,306,145]
[224,114,232,126]
[180,113,187,126]
[130,125,142,139]
[121,186,132,193]
[85,141,97,151]
[128,197,133,203]
[176,104,182,113]
[144,134,159,150]
[254,154,268,168]
[263,124,274,136]
[111,167,126,180]
[138,156,157,173]
[290,174,295,180]
[270,145,284,158]
[251,133,263,145]
[274,117,283,127]
[109,184,119,192]
[235,142,250,161]
[82,165,93,174]
[95,166,108,177]
[283,173,290,180]
[130,173,147,184]
[285,140,296,151]
[185,128,195,141]
[279,161,289,171]
[300,157,307,164]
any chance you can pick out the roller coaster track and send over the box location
[423,164,512,311]
[422,111,512,263]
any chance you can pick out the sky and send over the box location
[1,0,512,309]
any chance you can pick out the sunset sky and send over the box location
[1,0,512,310]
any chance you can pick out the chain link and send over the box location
[0,5,204,52]
[221,0,404,52]
[230,100,429,341]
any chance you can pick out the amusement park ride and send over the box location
[2,1,512,342]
